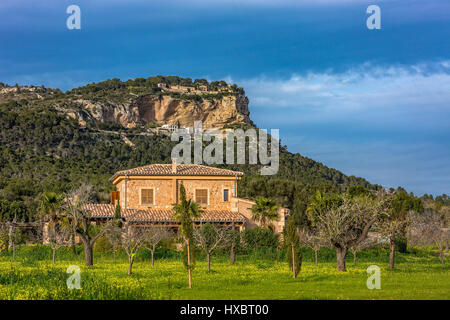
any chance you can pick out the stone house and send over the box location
[87,163,289,233]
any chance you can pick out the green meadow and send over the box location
[0,245,448,300]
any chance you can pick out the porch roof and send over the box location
[84,204,245,224]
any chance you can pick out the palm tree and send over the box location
[39,192,63,244]
[173,183,202,288]
[251,197,279,230]
[39,192,63,222]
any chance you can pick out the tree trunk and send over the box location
[52,248,56,264]
[207,252,211,271]
[230,241,235,264]
[83,242,94,266]
[353,251,357,266]
[314,249,318,267]
[71,233,76,255]
[439,248,445,267]
[389,238,396,270]
[291,244,296,278]
[8,224,15,260]
[187,242,192,289]
[151,250,155,267]
[336,247,348,272]
[128,256,134,275]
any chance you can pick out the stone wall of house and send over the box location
[116,176,236,210]
[179,178,235,210]
[117,178,174,210]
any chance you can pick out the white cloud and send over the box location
[236,61,450,195]
[240,61,450,125]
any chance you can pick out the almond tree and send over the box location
[298,226,325,267]
[194,223,228,271]
[377,216,406,269]
[63,185,113,266]
[142,227,171,267]
[307,190,391,272]
[47,220,71,264]
[349,236,377,266]
[109,224,146,275]
[227,224,240,265]
[407,209,449,267]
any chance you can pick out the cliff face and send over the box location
[68,93,250,129]
[0,81,251,129]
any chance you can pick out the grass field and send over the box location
[0,246,448,300]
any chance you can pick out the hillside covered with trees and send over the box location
[1,77,436,223]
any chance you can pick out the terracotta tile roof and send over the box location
[85,204,116,218]
[111,164,243,181]
[84,204,245,223]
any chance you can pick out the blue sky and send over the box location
[0,0,449,196]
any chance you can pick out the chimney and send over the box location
[172,158,177,174]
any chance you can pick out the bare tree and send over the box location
[47,221,71,264]
[108,224,146,275]
[63,185,114,266]
[407,209,449,267]
[298,226,325,267]
[106,227,121,263]
[142,227,171,267]
[349,236,378,266]
[227,225,240,265]
[307,191,392,272]
[377,216,406,269]
[194,223,228,271]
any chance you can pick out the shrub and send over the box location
[241,227,279,252]
[94,236,114,253]
[396,235,408,253]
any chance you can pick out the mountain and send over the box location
[0,77,378,221]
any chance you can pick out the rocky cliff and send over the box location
[0,78,252,130]
[71,92,250,129]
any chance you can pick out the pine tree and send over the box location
[114,203,122,228]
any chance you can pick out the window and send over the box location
[195,189,208,205]
[223,189,229,202]
[141,189,154,205]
